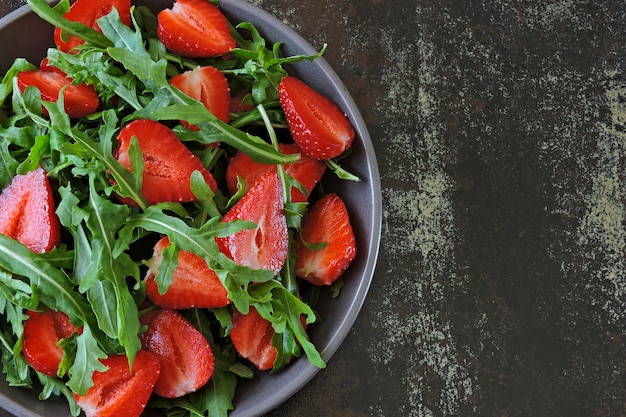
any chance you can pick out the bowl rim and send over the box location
[0,0,382,416]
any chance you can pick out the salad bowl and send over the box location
[0,0,382,416]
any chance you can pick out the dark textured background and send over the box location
[1,0,625,416]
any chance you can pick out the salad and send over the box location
[0,0,360,416]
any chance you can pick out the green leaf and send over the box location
[0,234,91,324]
[154,243,178,295]
[272,287,324,369]
[27,0,111,49]
[35,372,81,416]
[17,134,50,174]
[67,325,108,395]
[0,272,38,310]
[190,170,221,220]
[80,175,141,362]
[56,184,93,284]
[97,9,149,58]
[0,138,20,190]
[107,47,169,89]
[325,158,361,182]
[0,58,36,105]
[1,326,32,387]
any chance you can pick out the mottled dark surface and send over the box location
[1,0,625,416]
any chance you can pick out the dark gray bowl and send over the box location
[0,1,382,416]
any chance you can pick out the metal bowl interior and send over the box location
[0,1,382,416]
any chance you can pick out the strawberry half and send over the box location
[230,306,277,371]
[170,66,231,125]
[295,193,357,285]
[114,119,217,206]
[54,0,132,53]
[145,236,230,309]
[278,76,355,160]
[216,171,288,275]
[0,167,61,253]
[17,60,99,119]
[225,143,327,203]
[22,310,80,377]
[74,351,161,417]
[140,309,214,398]
[157,0,236,58]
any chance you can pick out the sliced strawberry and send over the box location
[145,236,230,309]
[216,171,288,275]
[295,193,357,285]
[229,90,256,113]
[157,0,236,58]
[140,309,214,398]
[170,66,231,124]
[226,143,326,203]
[114,119,217,206]
[0,167,61,253]
[278,76,355,160]
[74,351,161,417]
[230,306,277,371]
[225,149,272,196]
[22,310,79,377]
[54,0,132,53]
[17,60,99,119]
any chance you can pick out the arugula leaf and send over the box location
[227,21,326,104]
[36,372,82,417]
[153,243,178,295]
[67,325,108,395]
[0,234,91,324]
[0,301,31,388]
[26,0,112,49]
[56,184,95,284]
[80,175,142,364]
[98,9,149,58]
[326,157,360,182]
[0,270,38,311]
[0,59,36,105]
[0,135,21,189]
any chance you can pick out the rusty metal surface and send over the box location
[1,0,625,416]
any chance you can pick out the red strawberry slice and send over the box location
[74,351,161,417]
[0,167,61,253]
[225,149,272,197]
[230,306,277,371]
[17,60,99,119]
[157,0,236,58]
[140,309,214,398]
[54,0,132,53]
[216,171,288,275]
[114,119,217,206]
[145,236,230,309]
[170,66,231,124]
[295,193,357,285]
[229,90,256,113]
[22,310,80,377]
[226,143,327,203]
[278,76,355,160]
